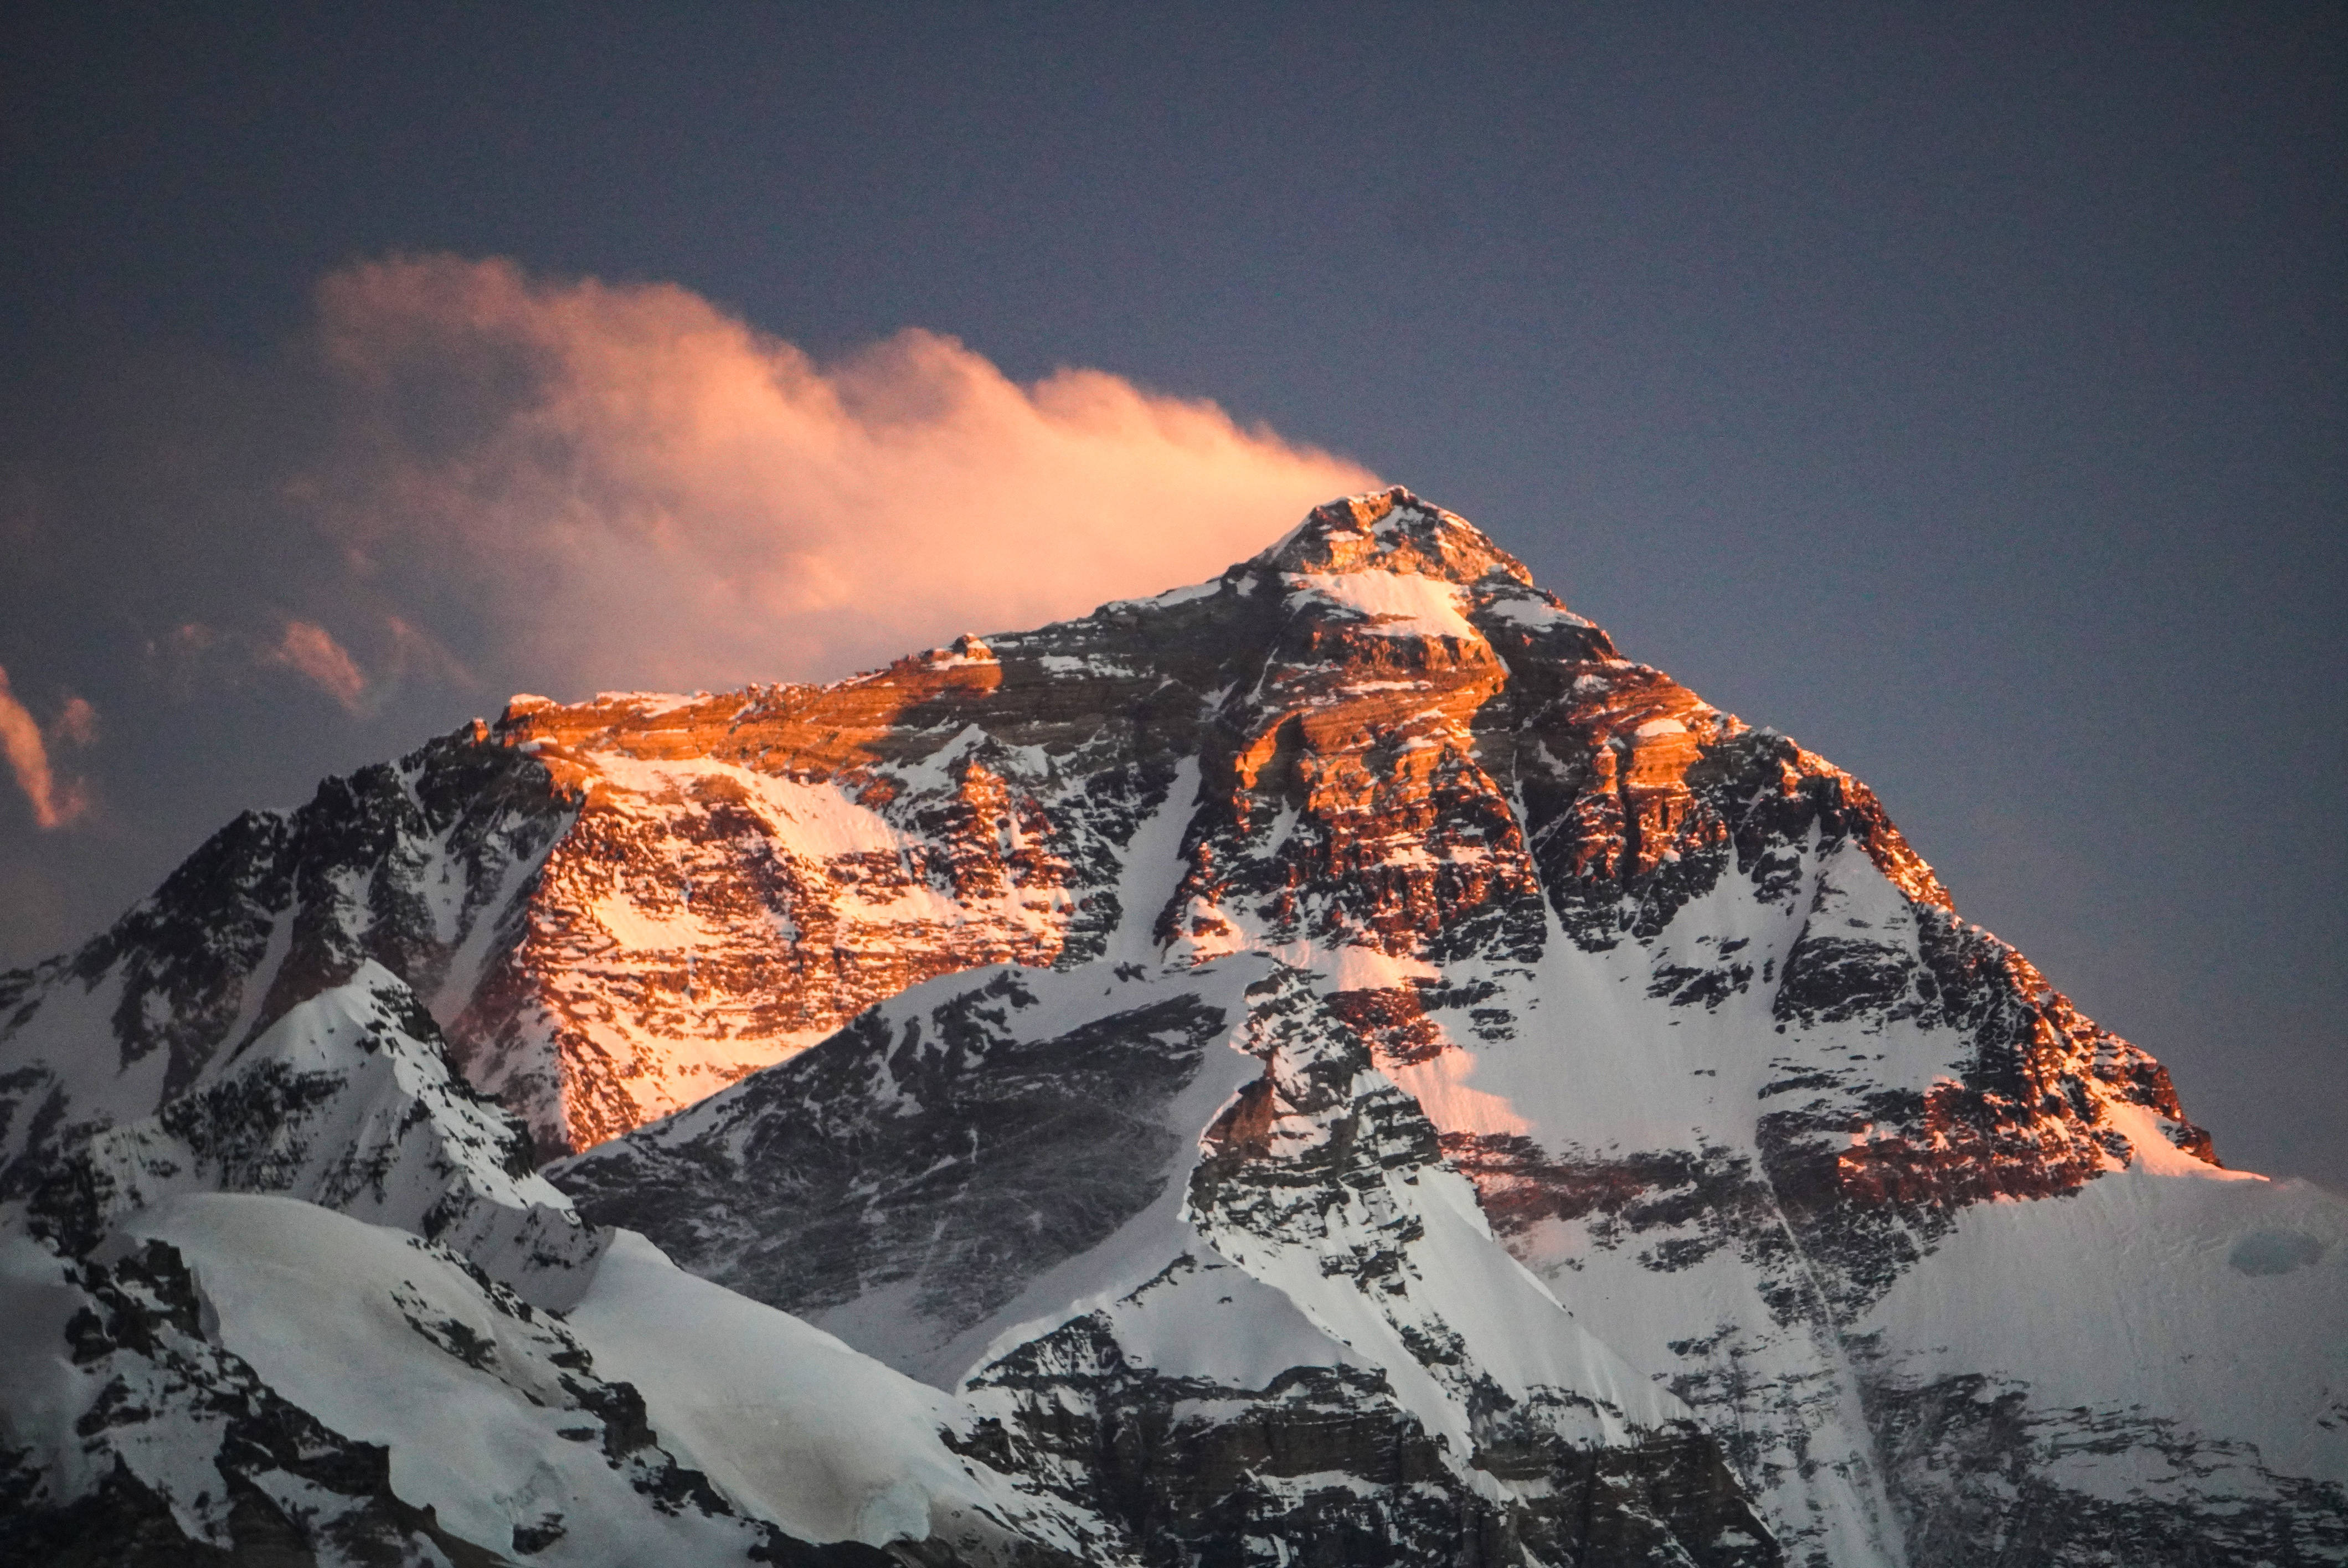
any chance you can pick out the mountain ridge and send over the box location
[3,487,2340,1565]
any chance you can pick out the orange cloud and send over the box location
[0,666,87,829]
[305,255,1379,697]
[270,620,368,712]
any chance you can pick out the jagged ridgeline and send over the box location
[4,488,2342,1566]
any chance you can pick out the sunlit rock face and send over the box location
[4,488,2344,1565]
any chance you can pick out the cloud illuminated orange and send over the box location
[0,667,88,830]
[303,255,1380,698]
[270,621,369,713]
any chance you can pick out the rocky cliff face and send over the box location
[3,488,2342,1565]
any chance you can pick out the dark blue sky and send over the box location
[4,3,2341,1184]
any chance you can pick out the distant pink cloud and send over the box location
[303,255,1380,698]
[52,695,99,748]
[0,667,87,829]
[270,620,368,712]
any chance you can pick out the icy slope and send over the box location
[1856,1167,2348,1562]
[1,1196,1111,1566]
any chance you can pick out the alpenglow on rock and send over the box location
[3,488,2342,1565]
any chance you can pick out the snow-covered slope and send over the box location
[1,961,1116,1562]
[4,487,2341,1564]
[0,731,577,1183]
[553,956,1776,1564]
[545,490,2344,1564]
[1,1196,1111,1565]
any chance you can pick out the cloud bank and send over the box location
[305,255,1378,699]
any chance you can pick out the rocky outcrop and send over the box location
[0,731,574,1190]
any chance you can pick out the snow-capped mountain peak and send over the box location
[1252,486,1539,587]
[3,489,2340,1565]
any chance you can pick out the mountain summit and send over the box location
[1254,488,1541,584]
[4,489,2342,1565]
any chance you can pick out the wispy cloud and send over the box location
[267,620,369,713]
[303,255,1379,698]
[0,666,89,829]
